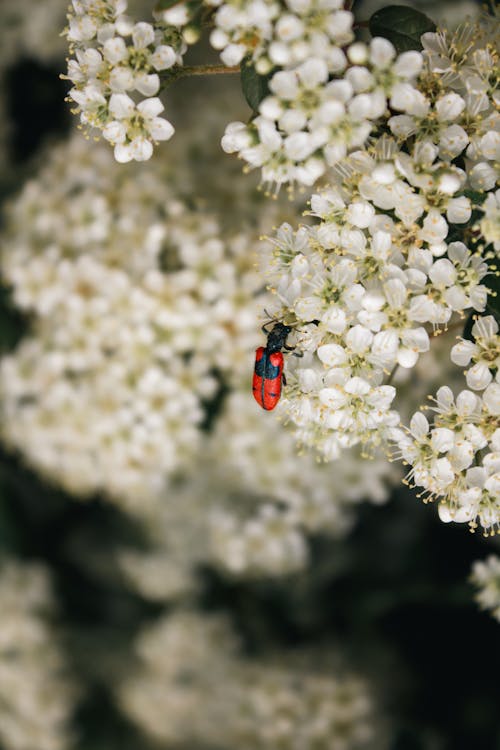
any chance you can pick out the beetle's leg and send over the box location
[282,371,287,386]
[292,350,304,358]
[284,344,295,351]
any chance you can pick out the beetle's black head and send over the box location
[266,322,292,353]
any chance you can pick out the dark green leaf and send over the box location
[485,265,500,323]
[462,311,475,342]
[0,286,26,353]
[369,5,436,52]
[155,0,184,11]
[464,189,487,207]
[240,58,271,112]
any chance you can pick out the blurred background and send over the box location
[0,1,499,749]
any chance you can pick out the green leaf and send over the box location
[462,311,475,342]
[0,286,26,353]
[155,0,184,11]
[485,265,500,323]
[369,5,436,52]
[240,58,271,112]
[464,189,487,208]
[462,257,499,340]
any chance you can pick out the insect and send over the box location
[252,320,295,411]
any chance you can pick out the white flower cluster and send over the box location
[223,38,424,190]
[119,609,376,750]
[209,0,354,70]
[401,22,500,192]
[451,315,500,391]
[261,147,490,459]
[0,135,265,506]
[471,554,500,622]
[396,316,500,534]
[480,189,500,251]
[0,559,75,750]
[118,391,397,587]
[65,0,192,161]
[117,478,210,601]
[207,392,395,576]
[222,15,500,191]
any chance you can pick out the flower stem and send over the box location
[160,64,240,89]
[387,364,399,384]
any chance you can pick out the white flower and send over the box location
[65,0,189,160]
[398,377,500,534]
[210,0,353,74]
[480,190,500,251]
[119,610,377,749]
[104,95,174,161]
[451,316,500,391]
[0,135,279,504]
[0,560,75,750]
[471,555,500,622]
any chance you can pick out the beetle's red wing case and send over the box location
[253,349,284,411]
[252,347,266,408]
[262,351,283,410]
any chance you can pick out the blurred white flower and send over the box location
[451,316,500,391]
[0,559,75,750]
[471,555,500,622]
[0,135,269,506]
[119,609,377,749]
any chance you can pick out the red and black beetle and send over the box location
[252,320,295,411]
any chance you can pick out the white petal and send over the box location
[345,324,373,352]
[439,124,469,158]
[102,120,127,144]
[370,37,395,68]
[450,339,478,367]
[109,66,134,92]
[221,43,246,67]
[319,387,347,409]
[447,197,471,224]
[429,259,456,287]
[410,412,429,438]
[284,132,314,161]
[132,22,155,49]
[431,428,455,453]
[482,383,500,415]
[394,50,423,79]
[109,93,135,119]
[372,329,398,357]
[297,58,328,89]
[317,343,347,366]
[344,376,371,395]
[130,137,154,161]
[397,347,419,368]
[135,73,160,97]
[401,327,429,353]
[346,201,375,228]
[270,70,299,100]
[436,93,465,122]
[114,143,133,162]
[149,117,174,141]
[150,45,177,71]
[137,97,164,118]
[321,307,347,334]
[466,362,493,391]
[456,390,480,416]
[103,36,128,64]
